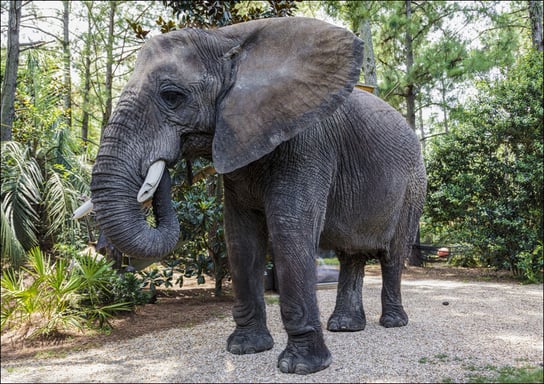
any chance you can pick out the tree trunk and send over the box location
[206,174,225,297]
[440,76,449,133]
[101,1,117,137]
[529,0,543,51]
[357,17,379,96]
[405,0,416,131]
[417,92,425,153]
[81,3,93,148]
[1,0,22,142]
[62,0,72,129]
[404,0,421,267]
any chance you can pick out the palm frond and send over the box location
[43,171,79,239]
[0,205,26,267]
[68,155,92,195]
[24,247,52,280]
[1,142,43,253]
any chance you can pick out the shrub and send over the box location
[423,50,543,280]
[1,248,150,340]
[1,248,85,339]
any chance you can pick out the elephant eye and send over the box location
[160,90,184,109]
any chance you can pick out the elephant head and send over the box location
[87,17,364,259]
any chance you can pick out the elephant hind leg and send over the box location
[379,227,412,328]
[327,252,367,332]
[379,255,408,328]
[380,178,425,328]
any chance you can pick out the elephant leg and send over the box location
[327,252,366,331]
[379,254,408,328]
[224,194,273,354]
[267,214,331,374]
[379,217,411,328]
[380,179,424,328]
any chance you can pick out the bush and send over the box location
[170,160,228,295]
[1,248,85,339]
[515,242,543,283]
[1,248,150,340]
[423,50,543,280]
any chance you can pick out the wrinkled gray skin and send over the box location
[90,18,426,375]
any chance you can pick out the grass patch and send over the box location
[419,355,542,383]
[419,353,456,365]
[265,295,280,305]
[466,365,543,383]
[317,257,340,266]
[435,353,449,362]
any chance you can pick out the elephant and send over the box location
[83,17,427,374]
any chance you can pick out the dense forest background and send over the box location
[1,0,542,293]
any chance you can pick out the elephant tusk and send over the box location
[73,199,94,219]
[137,160,166,203]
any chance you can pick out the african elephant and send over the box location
[84,17,426,374]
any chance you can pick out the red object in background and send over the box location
[437,247,449,257]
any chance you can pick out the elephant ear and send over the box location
[213,17,364,174]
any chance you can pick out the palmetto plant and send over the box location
[1,248,136,339]
[1,248,85,339]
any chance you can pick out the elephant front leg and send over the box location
[269,225,332,374]
[224,199,273,355]
[379,257,408,328]
[327,252,366,331]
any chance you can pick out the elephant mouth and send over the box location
[180,133,214,159]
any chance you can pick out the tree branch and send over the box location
[19,40,55,52]
[20,23,63,42]
[421,131,449,141]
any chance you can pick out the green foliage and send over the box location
[515,242,543,284]
[109,272,152,307]
[1,248,150,340]
[465,365,543,383]
[138,258,185,295]
[423,50,543,281]
[72,251,152,326]
[11,50,67,148]
[322,1,523,138]
[73,252,127,326]
[1,142,42,265]
[173,167,227,289]
[162,0,299,29]
[1,138,90,267]
[1,248,85,339]
[1,49,92,268]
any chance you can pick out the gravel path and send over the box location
[2,276,542,383]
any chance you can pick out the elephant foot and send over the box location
[379,307,408,328]
[327,311,366,332]
[277,331,332,374]
[227,328,274,354]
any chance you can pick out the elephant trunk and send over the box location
[90,124,180,259]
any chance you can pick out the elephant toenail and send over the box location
[278,360,290,373]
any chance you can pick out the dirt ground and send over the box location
[0,263,520,362]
